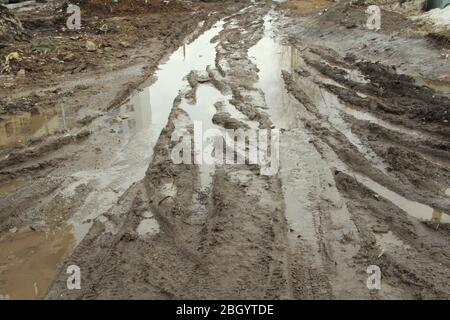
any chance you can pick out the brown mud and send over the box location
[1,0,450,300]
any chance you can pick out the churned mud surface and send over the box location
[1,0,450,300]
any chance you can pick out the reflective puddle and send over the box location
[249,13,450,227]
[248,15,299,130]
[0,107,73,149]
[323,140,450,224]
[66,19,226,243]
[357,174,450,223]
[249,14,388,173]
[0,20,226,299]
[323,141,450,224]
[180,84,227,189]
[123,20,225,129]
[0,226,75,299]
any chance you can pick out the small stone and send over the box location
[86,40,97,52]
[16,69,25,77]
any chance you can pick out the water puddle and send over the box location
[295,64,388,172]
[63,163,150,245]
[1,19,227,299]
[247,15,361,273]
[248,15,299,130]
[341,103,424,138]
[249,13,387,172]
[64,19,225,243]
[174,82,253,224]
[321,144,450,224]
[0,107,73,149]
[126,20,224,128]
[0,226,75,299]
[358,175,450,223]
[180,85,222,189]
[180,85,257,190]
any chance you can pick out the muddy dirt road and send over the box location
[1,0,450,300]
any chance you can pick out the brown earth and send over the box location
[0,0,450,300]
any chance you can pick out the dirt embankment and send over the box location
[282,0,450,49]
[1,0,210,89]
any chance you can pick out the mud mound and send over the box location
[427,30,450,49]
[0,5,25,43]
[316,0,412,33]
[77,0,187,17]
